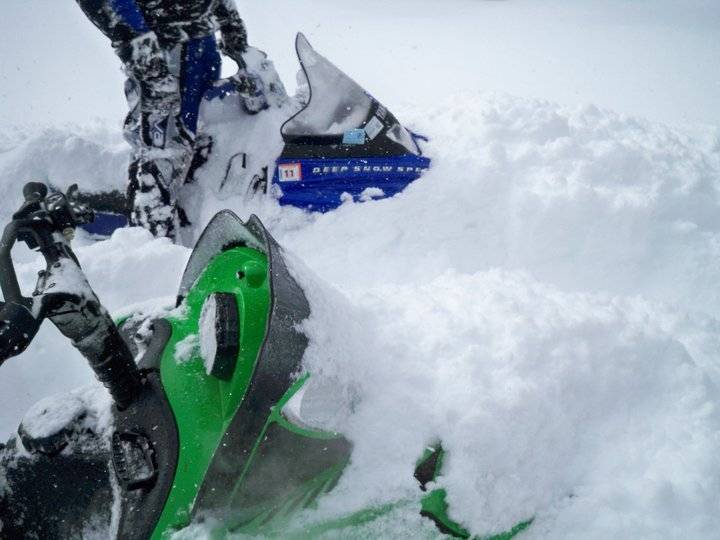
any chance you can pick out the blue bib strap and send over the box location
[180,36,222,133]
[76,0,148,43]
[110,0,150,33]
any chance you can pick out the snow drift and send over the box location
[1,91,720,538]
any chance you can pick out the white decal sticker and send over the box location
[364,116,384,140]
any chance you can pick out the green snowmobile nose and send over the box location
[111,212,352,539]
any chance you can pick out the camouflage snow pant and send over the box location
[122,34,221,240]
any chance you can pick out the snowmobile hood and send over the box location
[177,210,269,303]
[138,211,351,538]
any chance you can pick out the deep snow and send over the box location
[1,1,720,538]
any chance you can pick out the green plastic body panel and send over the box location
[421,489,532,540]
[416,447,533,539]
[204,375,352,537]
[152,247,272,538]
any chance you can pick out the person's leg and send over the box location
[129,36,222,237]
[178,35,222,188]
[179,35,222,134]
[122,37,190,241]
[76,1,191,240]
[126,158,179,238]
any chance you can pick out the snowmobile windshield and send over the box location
[177,211,268,302]
[281,34,418,155]
[283,34,372,138]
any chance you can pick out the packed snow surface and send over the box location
[2,1,720,538]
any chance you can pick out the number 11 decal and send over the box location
[278,163,302,182]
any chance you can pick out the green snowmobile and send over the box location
[0,183,531,539]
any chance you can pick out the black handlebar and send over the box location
[0,217,45,363]
[0,182,142,409]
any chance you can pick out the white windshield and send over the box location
[282,34,373,138]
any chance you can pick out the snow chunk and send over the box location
[199,295,218,375]
[359,187,385,202]
[175,334,199,364]
[20,394,86,440]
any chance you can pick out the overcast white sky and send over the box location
[0,0,719,129]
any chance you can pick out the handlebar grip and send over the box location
[0,221,25,304]
[47,294,142,409]
[0,302,42,365]
[69,316,142,409]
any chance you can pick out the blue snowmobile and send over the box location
[83,33,431,237]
